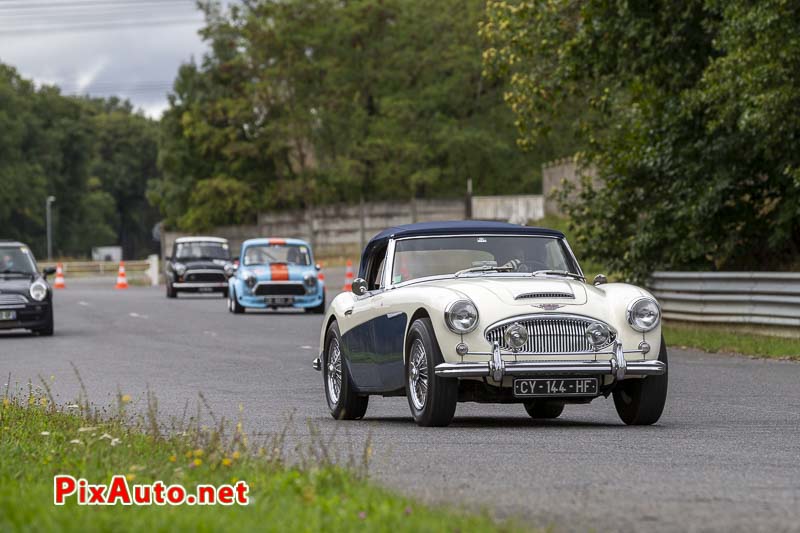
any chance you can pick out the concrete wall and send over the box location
[542,157,597,216]
[162,195,546,259]
[471,195,543,224]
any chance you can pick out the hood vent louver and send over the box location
[515,292,574,300]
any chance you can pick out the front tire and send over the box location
[166,281,177,298]
[306,293,326,314]
[523,401,564,419]
[405,318,458,427]
[324,321,368,420]
[613,336,669,425]
[229,287,244,314]
[35,305,54,336]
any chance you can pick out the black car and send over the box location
[165,237,234,298]
[0,241,56,336]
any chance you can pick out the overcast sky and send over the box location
[0,0,216,118]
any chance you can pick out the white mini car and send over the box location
[313,221,667,427]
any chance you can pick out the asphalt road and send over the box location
[2,276,799,532]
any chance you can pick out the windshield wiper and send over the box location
[531,269,586,281]
[454,265,514,277]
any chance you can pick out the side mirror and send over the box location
[43,266,56,278]
[351,278,368,296]
[315,263,321,271]
[593,274,608,286]
[224,263,238,278]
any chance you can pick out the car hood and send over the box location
[243,263,314,282]
[416,276,589,308]
[177,259,227,270]
[0,276,35,293]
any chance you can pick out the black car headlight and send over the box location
[626,297,661,332]
[304,273,317,290]
[29,281,48,302]
[445,299,479,334]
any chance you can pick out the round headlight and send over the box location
[503,322,529,351]
[174,263,187,276]
[445,300,479,334]
[585,322,610,348]
[304,273,317,288]
[30,281,48,302]
[243,270,257,288]
[224,263,235,276]
[627,297,661,332]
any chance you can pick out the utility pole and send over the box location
[465,178,473,219]
[46,196,56,260]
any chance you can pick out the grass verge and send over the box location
[0,386,520,532]
[663,322,800,360]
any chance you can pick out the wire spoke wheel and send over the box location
[408,338,429,410]
[327,337,343,405]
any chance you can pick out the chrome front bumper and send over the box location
[435,342,665,382]
[173,282,228,288]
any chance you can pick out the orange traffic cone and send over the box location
[342,260,353,292]
[53,263,66,289]
[115,261,129,290]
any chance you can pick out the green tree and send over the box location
[0,63,160,258]
[151,0,549,231]
[482,0,800,279]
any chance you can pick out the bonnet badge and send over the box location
[533,303,564,311]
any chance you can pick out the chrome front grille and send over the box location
[185,270,226,283]
[0,294,28,306]
[485,314,616,354]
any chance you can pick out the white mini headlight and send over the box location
[304,272,317,288]
[30,281,48,302]
[243,270,257,288]
[174,263,187,276]
[627,297,661,332]
[445,300,479,334]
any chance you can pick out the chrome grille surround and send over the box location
[485,313,617,354]
[0,294,28,306]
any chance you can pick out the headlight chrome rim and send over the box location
[303,272,317,288]
[29,280,48,302]
[503,322,529,352]
[174,263,187,276]
[445,299,479,334]
[243,270,257,289]
[626,297,661,332]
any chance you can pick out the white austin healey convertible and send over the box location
[313,221,667,427]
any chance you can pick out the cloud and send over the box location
[75,57,109,93]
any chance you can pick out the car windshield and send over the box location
[243,244,311,266]
[391,235,578,284]
[174,242,230,261]
[0,246,37,275]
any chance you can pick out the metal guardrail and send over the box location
[40,260,149,275]
[40,256,160,286]
[649,272,800,328]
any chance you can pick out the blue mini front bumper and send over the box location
[235,284,324,309]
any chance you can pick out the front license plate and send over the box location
[0,310,17,321]
[265,296,294,305]
[513,377,598,397]
[198,287,214,293]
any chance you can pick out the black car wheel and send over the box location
[305,293,326,314]
[166,281,177,298]
[613,336,669,425]
[405,318,458,427]
[523,401,564,419]
[324,321,368,420]
[35,305,54,337]
[229,287,244,314]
